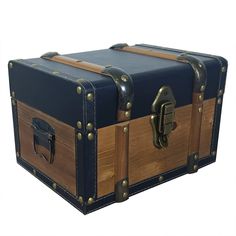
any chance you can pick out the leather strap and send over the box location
[41,52,134,122]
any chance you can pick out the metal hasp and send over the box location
[150,86,176,149]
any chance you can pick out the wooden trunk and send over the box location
[9,43,227,214]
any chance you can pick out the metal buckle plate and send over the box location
[150,86,176,149]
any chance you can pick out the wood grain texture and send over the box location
[17,102,76,195]
[97,98,216,197]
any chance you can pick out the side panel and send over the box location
[97,98,216,197]
[17,102,77,195]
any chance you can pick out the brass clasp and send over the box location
[150,86,176,149]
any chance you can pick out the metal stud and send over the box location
[159,175,164,182]
[218,89,224,96]
[198,95,203,101]
[77,86,82,94]
[87,93,93,102]
[11,91,15,97]
[122,192,128,199]
[33,169,36,176]
[52,71,60,75]
[217,98,222,105]
[193,165,198,171]
[77,121,82,129]
[87,132,94,141]
[198,107,202,113]
[86,123,93,131]
[77,132,82,140]
[16,151,20,158]
[121,75,128,82]
[87,197,94,205]
[123,127,128,133]
[194,154,199,161]
[122,180,128,187]
[211,151,216,156]
[9,62,13,69]
[52,183,57,190]
[12,99,16,106]
[200,85,205,92]
[126,102,132,110]
[221,66,226,73]
[125,111,130,118]
[78,196,83,205]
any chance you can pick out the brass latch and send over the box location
[150,86,176,149]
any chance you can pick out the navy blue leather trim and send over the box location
[11,99,20,155]
[86,155,215,214]
[17,157,86,214]
[79,79,97,201]
[210,61,227,156]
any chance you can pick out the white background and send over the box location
[0,0,235,236]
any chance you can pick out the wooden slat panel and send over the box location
[97,98,216,197]
[17,102,76,195]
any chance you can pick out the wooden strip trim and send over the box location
[188,92,204,155]
[114,122,129,202]
[50,55,105,74]
[118,46,179,61]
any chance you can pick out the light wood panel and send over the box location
[97,98,216,197]
[17,102,76,195]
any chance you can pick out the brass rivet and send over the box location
[218,89,224,96]
[77,132,82,140]
[221,66,226,72]
[159,175,164,182]
[193,165,198,171]
[121,75,128,82]
[126,102,132,110]
[123,192,128,199]
[87,93,93,102]
[86,123,93,131]
[125,111,130,118]
[78,196,83,205]
[194,154,199,160]
[123,127,128,133]
[52,183,57,190]
[198,95,203,101]
[52,71,60,75]
[11,91,15,97]
[200,85,205,92]
[87,197,94,205]
[12,99,16,106]
[211,151,216,156]
[77,86,82,94]
[77,121,82,129]
[122,180,128,187]
[33,169,36,176]
[87,132,94,141]
[217,98,222,104]
[9,62,13,69]
[198,107,202,113]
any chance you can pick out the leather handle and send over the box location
[31,118,55,164]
